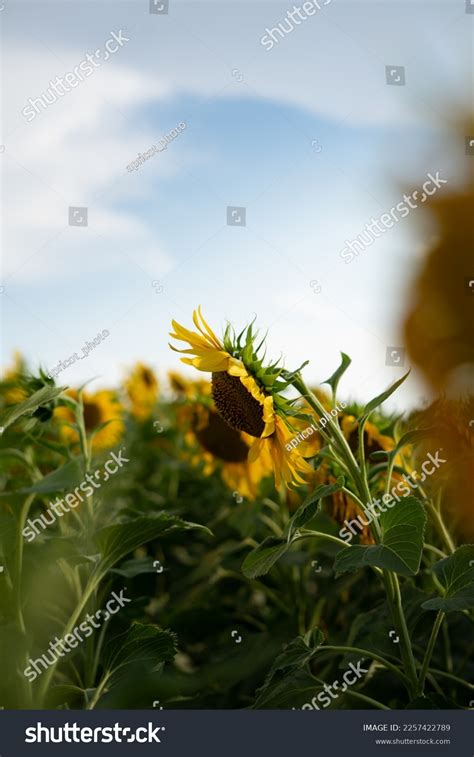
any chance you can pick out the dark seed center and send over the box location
[83,401,102,430]
[141,368,154,388]
[211,371,265,438]
[194,410,250,463]
[348,427,383,458]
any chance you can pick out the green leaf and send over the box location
[359,371,410,421]
[95,513,210,572]
[286,478,344,541]
[253,668,320,709]
[254,629,324,707]
[391,428,435,456]
[421,545,474,612]
[344,585,429,667]
[20,458,84,494]
[322,352,351,395]
[241,536,289,579]
[406,694,462,709]
[370,428,435,464]
[266,628,325,675]
[369,450,391,461]
[103,622,177,674]
[335,496,426,577]
[0,385,65,432]
[95,622,177,704]
[110,557,158,578]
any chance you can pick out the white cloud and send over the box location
[3,49,176,284]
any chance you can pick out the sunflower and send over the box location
[124,362,158,421]
[174,377,270,498]
[188,405,271,498]
[169,308,313,487]
[308,413,395,544]
[409,397,474,539]
[168,370,210,400]
[54,389,124,451]
[403,178,474,394]
[341,414,394,458]
[1,351,28,405]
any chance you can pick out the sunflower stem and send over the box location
[417,610,445,696]
[291,373,419,699]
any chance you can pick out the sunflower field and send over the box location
[1,271,473,711]
[1,162,474,714]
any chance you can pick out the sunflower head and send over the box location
[170,308,313,487]
[168,370,210,400]
[124,362,158,420]
[1,351,28,405]
[341,414,394,458]
[54,389,124,451]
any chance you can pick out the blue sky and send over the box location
[1,0,471,410]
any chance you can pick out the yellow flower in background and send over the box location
[168,370,210,399]
[124,362,158,420]
[329,481,374,545]
[179,396,271,499]
[54,389,124,451]
[1,351,28,404]
[403,180,474,394]
[170,308,313,487]
[341,414,394,458]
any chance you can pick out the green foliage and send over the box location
[0,385,65,432]
[422,545,474,612]
[335,497,426,577]
[0,368,471,712]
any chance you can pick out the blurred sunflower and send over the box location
[180,397,271,499]
[124,362,158,421]
[169,308,313,487]
[330,481,374,544]
[311,414,395,544]
[168,370,209,399]
[402,153,474,536]
[341,414,394,458]
[1,351,28,405]
[403,180,474,394]
[409,396,474,539]
[54,389,124,451]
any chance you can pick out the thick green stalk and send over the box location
[417,611,445,696]
[425,502,455,555]
[291,374,419,699]
[36,571,102,705]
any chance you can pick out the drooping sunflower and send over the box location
[123,362,158,421]
[169,308,313,487]
[54,389,124,451]
[173,378,271,498]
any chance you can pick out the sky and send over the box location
[1,0,472,412]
